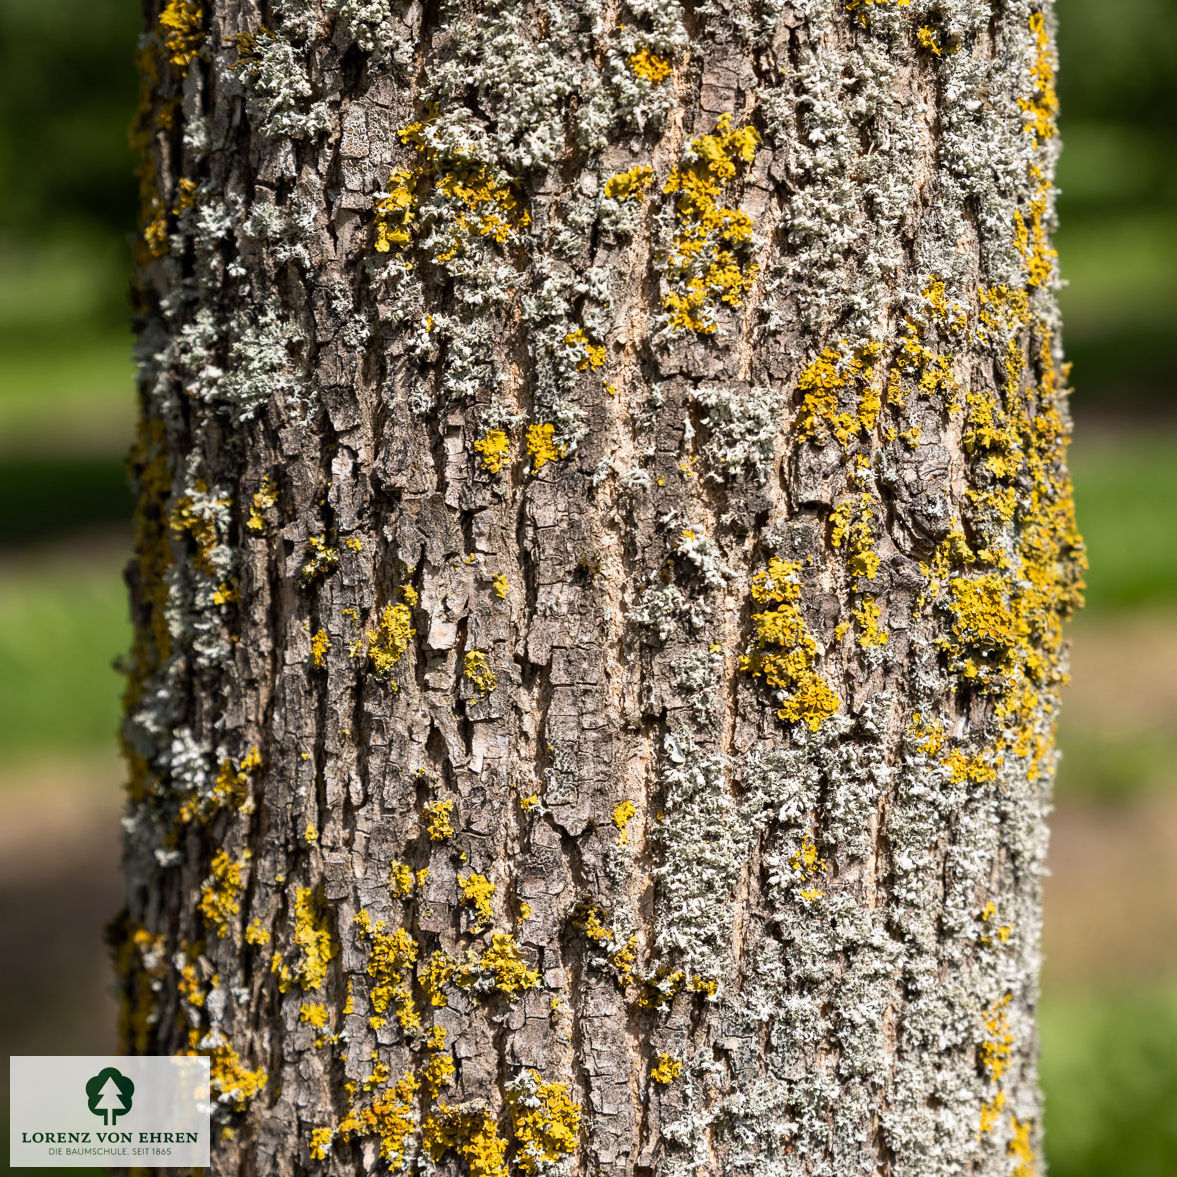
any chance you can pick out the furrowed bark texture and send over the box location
[118,0,1084,1174]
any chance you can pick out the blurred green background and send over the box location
[1,0,1176,1173]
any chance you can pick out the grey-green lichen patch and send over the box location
[650,729,742,986]
[324,0,416,66]
[690,384,786,484]
[233,29,331,141]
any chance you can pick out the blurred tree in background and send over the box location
[0,2,1175,1176]
[1054,0,1177,409]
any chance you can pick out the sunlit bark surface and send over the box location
[117,0,1084,1173]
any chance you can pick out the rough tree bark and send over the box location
[116,0,1084,1174]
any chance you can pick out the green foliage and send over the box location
[0,551,129,761]
[1069,433,1177,611]
[1054,0,1177,408]
[1056,727,1177,801]
[0,0,138,242]
[1040,985,1177,1177]
[0,236,134,455]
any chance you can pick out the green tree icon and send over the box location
[85,1067,135,1126]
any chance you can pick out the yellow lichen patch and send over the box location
[651,1053,682,1085]
[458,873,496,931]
[190,1033,267,1112]
[830,494,881,585]
[158,0,202,71]
[176,944,206,1010]
[422,1048,456,1100]
[789,834,828,902]
[424,799,455,841]
[454,932,541,998]
[463,650,498,695]
[423,1104,509,1177]
[979,901,1012,946]
[1009,1115,1039,1177]
[922,299,1085,785]
[944,573,1031,683]
[303,823,318,844]
[562,327,607,372]
[474,429,511,474]
[310,628,329,668]
[979,1090,1006,1136]
[507,1071,582,1176]
[1013,170,1058,290]
[299,1002,329,1029]
[794,343,883,448]
[244,919,270,947]
[979,995,1014,1083]
[637,969,716,1010]
[662,114,760,335]
[389,860,416,899]
[526,423,566,471]
[374,168,416,251]
[612,800,637,845]
[362,1060,391,1091]
[604,165,655,202]
[628,47,672,83]
[916,25,941,55]
[907,712,945,756]
[422,950,456,1007]
[571,900,637,989]
[366,603,415,682]
[172,175,199,218]
[388,119,530,264]
[272,886,337,992]
[308,1126,333,1160]
[300,535,339,582]
[851,598,888,648]
[177,746,260,826]
[888,326,959,411]
[339,1070,420,1168]
[246,474,277,531]
[198,850,244,938]
[739,558,841,732]
[1020,12,1058,145]
[354,914,420,1032]
[943,747,999,785]
[169,479,227,576]
[491,573,509,599]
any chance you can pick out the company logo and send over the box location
[10,1056,209,1168]
[85,1068,135,1126]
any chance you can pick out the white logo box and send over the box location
[10,1056,210,1169]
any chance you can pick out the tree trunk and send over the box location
[117,0,1083,1173]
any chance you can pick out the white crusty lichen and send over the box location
[650,729,743,987]
[233,29,331,141]
[690,384,786,484]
